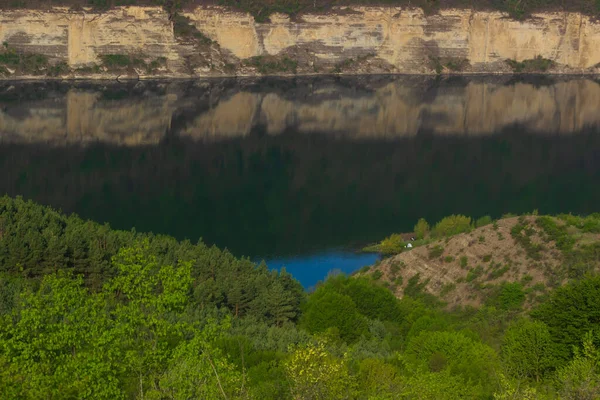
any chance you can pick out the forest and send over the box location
[1,195,600,399]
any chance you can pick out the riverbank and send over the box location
[2,6,600,79]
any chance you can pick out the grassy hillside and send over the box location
[1,198,600,398]
[362,213,600,309]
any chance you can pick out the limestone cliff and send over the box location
[1,6,600,78]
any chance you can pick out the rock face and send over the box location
[0,6,600,78]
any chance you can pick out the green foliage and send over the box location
[428,245,444,259]
[300,288,368,343]
[245,55,298,74]
[0,272,124,399]
[493,373,540,400]
[371,270,383,280]
[364,233,406,255]
[285,338,355,400]
[153,319,243,399]
[476,215,493,228]
[0,45,50,75]
[501,318,554,381]
[431,215,473,238]
[389,262,402,275]
[486,282,525,310]
[0,196,304,324]
[356,358,402,398]
[440,283,456,297]
[555,332,600,400]
[402,368,482,399]
[405,330,499,395]
[507,56,554,73]
[172,14,213,45]
[342,277,404,322]
[488,265,510,280]
[428,56,469,74]
[3,199,600,399]
[511,221,544,260]
[459,256,468,269]
[414,218,430,240]
[531,276,600,361]
[466,265,484,282]
[536,216,576,251]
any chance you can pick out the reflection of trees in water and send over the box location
[1,129,599,258]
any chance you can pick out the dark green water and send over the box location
[1,76,599,286]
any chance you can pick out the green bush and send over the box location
[371,270,383,280]
[432,215,473,238]
[466,266,483,282]
[428,245,444,259]
[536,216,575,252]
[488,265,510,280]
[300,289,369,343]
[532,276,600,361]
[486,282,525,311]
[475,216,493,228]
[511,222,543,260]
[414,218,430,240]
[507,56,554,73]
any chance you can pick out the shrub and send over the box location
[488,265,510,280]
[520,274,533,285]
[476,216,493,228]
[444,256,455,263]
[531,276,600,361]
[300,289,369,343]
[459,256,468,269]
[507,56,554,73]
[432,215,473,238]
[501,319,554,381]
[536,216,575,252]
[245,55,298,74]
[371,270,383,280]
[428,245,444,259]
[466,266,484,282]
[440,283,456,297]
[486,282,525,311]
[511,222,543,260]
[414,218,430,240]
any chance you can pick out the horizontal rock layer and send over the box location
[0,6,600,77]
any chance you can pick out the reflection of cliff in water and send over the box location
[2,129,600,259]
[2,76,600,143]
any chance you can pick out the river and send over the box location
[1,76,600,287]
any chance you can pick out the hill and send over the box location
[362,214,600,309]
[2,198,600,399]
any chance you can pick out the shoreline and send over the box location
[2,71,600,82]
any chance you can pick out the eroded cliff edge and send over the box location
[2,6,600,78]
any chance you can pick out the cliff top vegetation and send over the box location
[0,0,599,22]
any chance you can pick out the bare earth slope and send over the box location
[363,216,600,309]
